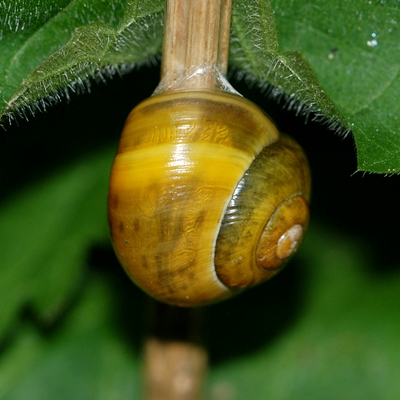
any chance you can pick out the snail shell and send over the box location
[108,90,311,307]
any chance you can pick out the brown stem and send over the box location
[143,302,208,400]
[159,0,233,91]
[217,0,233,74]
[144,1,234,398]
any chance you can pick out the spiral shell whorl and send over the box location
[215,134,310,289]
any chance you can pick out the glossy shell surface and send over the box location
[108,90,310,306]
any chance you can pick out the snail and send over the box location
[107,0,311,307]
[107,89,311,307]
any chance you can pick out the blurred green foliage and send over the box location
[1,65,400,399]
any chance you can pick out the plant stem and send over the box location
[217,0,233,75]
[144,1,233,398]
[159,0,232,91]
[143,302,208,400]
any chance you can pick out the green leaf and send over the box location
[0,0,164,121]
[0,277,141,400]
[0,146,112,340]
[271,0,400,173]
[230,0,345,130]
